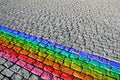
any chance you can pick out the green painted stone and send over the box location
[46,50,54,55]
[94,66,107,75]
[72,59,83,66]
[107,71,119,79]
[55,53,65,59]
[85,64,94,70]
[65,57,72,62]
[40,47,47,53]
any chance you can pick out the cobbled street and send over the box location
[0,0,120,79]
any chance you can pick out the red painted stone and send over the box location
[52,69,62,77]
[61,73,73,80]
[44,65,54,73]
[34,61,45,68]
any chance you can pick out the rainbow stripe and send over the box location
[0,25,120,80]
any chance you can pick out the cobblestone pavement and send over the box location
[0,0,120,79]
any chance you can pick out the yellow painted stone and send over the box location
[91,70,103,80]
[46,55,55,61]
[55,58,63,65]
[82,68,91,75]
[38,52,47,58]
[63,61,71,67]
[103,75,116,80]
[71,63,82,71]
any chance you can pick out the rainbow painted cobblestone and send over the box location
[0,25,120,80]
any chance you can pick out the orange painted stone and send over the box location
[20,50,29,55]
[73,71,85,79]
[44,59,54,66]
[28,53,38,59]
[60,66,74,75]
[13,46,22,53]
[37,56,45,62]
[53,63,61,70]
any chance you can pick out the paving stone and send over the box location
[0,57,6,64]
[1,69,14,77]
[0,65,5,72]
[18,68,31,78]
[29,74,42,80]
[2,77,10,80]
[10,64,21,72]
[4,61,13,68]
[11,74,23,80]
[0,74,4,79]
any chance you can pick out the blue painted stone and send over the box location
[70,48,79,54]
[70,53,79,59]
[89,54,100,61]
[13,30,19,34]
[109,61,120,69]
[90,60,99,66]
[79,56,90,63]
[100,63,111,70]
[79,51,89,57]
[36,38,43,42]
[64,47,71,51]
[30,36,36,40]
[47,41,55,46]
[18,32,25,36]
[99,57,108,64]
[24,34,31,38]
[42,40,49,44]
[55,44,65,49]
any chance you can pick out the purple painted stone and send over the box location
[16,60,26,67]
[9,56,18,63]
[41,72,53,80]
[0,51,5,56]
[3,53,11,60]
[31,67,43,76]
[24,64,34,71]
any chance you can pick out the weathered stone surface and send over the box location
[1,69,14,77]
[0,0,120,62]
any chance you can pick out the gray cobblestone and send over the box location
[0,65,5,72]
[29,74,42,80]
[4,61,13,68]
[0,0,120,62]
[1,69,14,77]
[0,57,6,64]
[2,77,9,80]
[0,74,4,80]
[18,68,31,79]
[11,73,23,80]
[10,64,21,73]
